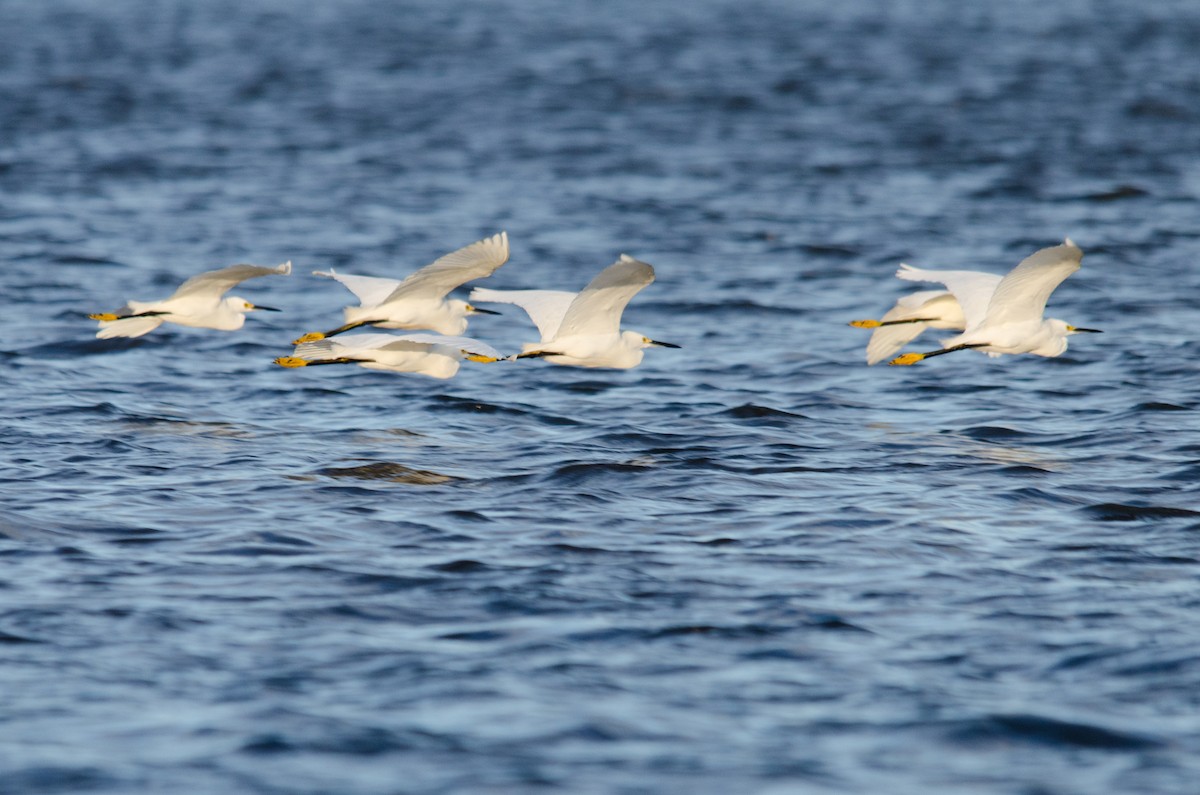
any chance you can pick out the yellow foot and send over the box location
[89,313,120,321]
[274,356,310,368]
[292,332,326,344]
[848,319,882,328]
[889,353,926,366]
[464,352,500,363]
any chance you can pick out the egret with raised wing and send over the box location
[887,239,1101,366]
[469,254,678,369]
[293,232,508,344]
[89,261,291,339]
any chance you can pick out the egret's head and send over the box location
[464,302,501,317]
[227,295,280,313]
[624,330,681,350]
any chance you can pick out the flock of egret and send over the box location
[89,234,1100,377]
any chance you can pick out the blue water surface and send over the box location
[2,1,1199,793]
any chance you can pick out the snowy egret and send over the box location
[469,254,679,369]
[293,232,508,344]
[274,332,505,379]
[89,261,292,339]
[887,239,1101,366]
[849,267,1001,365]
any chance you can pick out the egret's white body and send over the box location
[469,254,678,369]
[299,232,508,342]
[889,239,1100,365]
[275,332,505,379]
[90,262,292,339]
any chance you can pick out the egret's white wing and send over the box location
[866,323,929,365]
[295,333,421,360]
[293,338,340,360]
[170,261,292,299]
[384,332,505,361]
[312,269,402,308]
[95,315,166,339]
[894,289,949,312]
[383,232,509,303]
[469,287,576,342]
[865,291,965,364]
[554,255,655,339]
[895,264,1002,331]
[983,239,1083,327]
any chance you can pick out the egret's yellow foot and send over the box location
[889,353,926,366]
[89,313,120,321]
[849,319,882,328]
[292,332,326,344]
[274,356,310,368]
[464,353,500,363]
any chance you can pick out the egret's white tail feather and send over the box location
[95,316,165,339]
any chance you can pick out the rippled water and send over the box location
[3,1,1200,792]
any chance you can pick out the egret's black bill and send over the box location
[253,305,282,312]
[650,339,681,348]
[1072,327,1102,333]
[471,307,502,315]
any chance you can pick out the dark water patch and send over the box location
[444,509,490,524]
[26,337,153,359]
[1084,503,1200,522]
[996,463,1059,476]
[545,543,611,555]
[326,571,439,593]
[555,379,623,395]
[199,544,315,557]
[49,253,126,267]
[439,629,508,642]
[0,766,116,794]
[1162,464,1200,482]
[1136,401,1191,412]
[1077,184,1151,202]
[1112,653,1200,677]
[427,394,535,417]
[543,461,656,486]
[718,403,809,424]
[945,713,1162,750]
[429,559,491,573]
[316,461,459,485]
[240,724,451,756]
[668,299,807,315]
[0,629,44,644]
[958,425,1040,442]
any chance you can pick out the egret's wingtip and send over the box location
[278,261,293,275]
[889,353,925,366]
